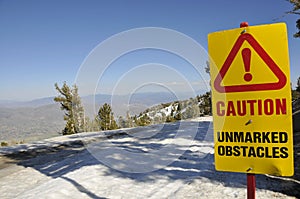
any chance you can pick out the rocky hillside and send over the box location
[125,92,212,127]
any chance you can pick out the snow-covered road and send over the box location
[0,118,299,198]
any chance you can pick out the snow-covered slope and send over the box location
[0,118,298,198]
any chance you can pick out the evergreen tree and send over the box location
[204,60,210,74]
[297,76,300,92]
[84,117,101,132]
[170,107,175,117]
[110,113,118,130]
[54,82,85,135]
[174,103,182,120]
[293,76,300,100]
[165,115,175,123]
[118,116,126,128]
[183,104,200,119]
[161,112,167,123]
[125,111,134,128]
[142,114,151,125]
[83,117,91,132]
[96,103,118,130]
[199,92,212,115]
[288,0,300,37]
[135,114,151,126]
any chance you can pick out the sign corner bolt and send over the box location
[240,22,249,34]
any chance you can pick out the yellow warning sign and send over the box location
[208,23,293,176]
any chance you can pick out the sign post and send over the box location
[247,173,255,199]
[208,22,294,198]
[241,22,256,199]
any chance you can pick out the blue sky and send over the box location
[0,0,299,100]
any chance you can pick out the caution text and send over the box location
[216,98,286,116]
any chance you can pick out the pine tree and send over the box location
[174,103,182,120]
[297,76,300,92]
[170,107,175,117]
[110,113,118,130]
[182,103,200,119]
[198,92,212,115]
[163,112,167,120]
[293,76,300,100]
[204,60,210,74]
[288,0,300,37]
[134,114,151,126]
[84,117,100,132]
[96,103,118,130]
[118,116,126,128]
[54,82,85,135]
[83,117,91,132]
[72,85,85,132]
[165,115,175,123]
[141,114,151,126]
[125,111,134,128]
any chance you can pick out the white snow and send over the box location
[0,118,297,199]
[190,116,213,122]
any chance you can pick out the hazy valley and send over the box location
[0,92,194,144]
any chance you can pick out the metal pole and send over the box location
[247,173,256,199]
[239,21,256,199]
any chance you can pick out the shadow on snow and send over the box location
[3,121,300,198]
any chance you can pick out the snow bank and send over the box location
[0,120,298,199]
[190,116,213,122]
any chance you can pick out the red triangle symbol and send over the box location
[214,33,287,93]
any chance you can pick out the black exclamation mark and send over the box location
[242,48,252,82]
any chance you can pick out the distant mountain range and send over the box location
[0,92,198,143]
[0,97,55,108]
[1,92,299,144]
[0,92,193,108]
